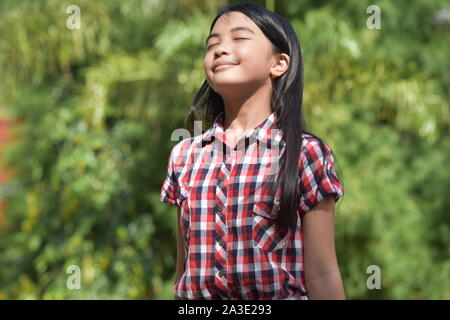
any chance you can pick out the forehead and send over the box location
[211,11,261,35]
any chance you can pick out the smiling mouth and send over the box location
[214,64,237,72]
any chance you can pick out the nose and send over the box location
[214,44,230,57]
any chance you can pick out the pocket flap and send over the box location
[253,198,280,220]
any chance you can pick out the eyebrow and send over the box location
[205,26,256,46]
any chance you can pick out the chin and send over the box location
[211,84,245,97]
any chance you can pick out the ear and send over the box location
[270,53,290,78]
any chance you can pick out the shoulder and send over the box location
[301,132,334,158]
[168,128,212,165]
[170,136,194,157]
[299,132,336,171]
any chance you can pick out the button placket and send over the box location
[215,204,227,249]
[214,179,228,290]
[213,142,231,293]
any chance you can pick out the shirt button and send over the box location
[218,239,226,247]
[217,269,226,277]
[217,205,223,212]
[219,175,226,181]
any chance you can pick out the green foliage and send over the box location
[0,0,448,299]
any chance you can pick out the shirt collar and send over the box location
[201,110,285,150]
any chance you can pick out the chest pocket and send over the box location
[252,193,289,252]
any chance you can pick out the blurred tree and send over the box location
[0,0,448,299]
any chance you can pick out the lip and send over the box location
[214,64,237,71]
[213,61,238,72]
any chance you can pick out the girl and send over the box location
[160,3,345,300]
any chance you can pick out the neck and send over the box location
[221,86,272,133]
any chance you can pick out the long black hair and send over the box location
[186,2,330,233]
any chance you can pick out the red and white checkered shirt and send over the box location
[160,111,344,300]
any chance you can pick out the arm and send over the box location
[303,195,346,300]
[174,206,185,300]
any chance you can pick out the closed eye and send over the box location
[206,38,249,50]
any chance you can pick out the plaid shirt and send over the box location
[160,111,344,300]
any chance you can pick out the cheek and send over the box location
[203,56,213,78]
[203,59,208,75]
[203,55,209,70]
[239,47,270,74]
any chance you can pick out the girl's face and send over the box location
[204,11,280,97]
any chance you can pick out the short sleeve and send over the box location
[160,144,182,207]
[298,138,344,216]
